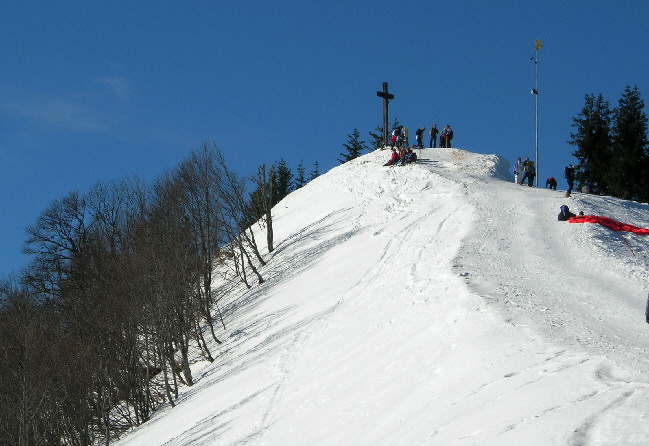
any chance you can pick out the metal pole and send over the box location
[534,41,540,187]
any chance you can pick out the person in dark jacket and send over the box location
[440,125,453,148]
[557,205,576,221]
[520,159,535,186]
[400,148,418,165]
[429,124,439,148]
[564,164,577,197]
[415,127,426,149]
[546,177,557,190]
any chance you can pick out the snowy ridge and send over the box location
[117,148,649,446]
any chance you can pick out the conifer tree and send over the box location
[568,94,613,194]
[369,124,385,150]
[295,160,306,189]
[338,128,368,164]
[609,85,649,200]
[309,161,320,181]
[271,158,294,204]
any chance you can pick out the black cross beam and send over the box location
[376,82,394,147]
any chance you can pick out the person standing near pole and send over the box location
[521,159,535,187]
[391,127,401,149]
[513,157,523,184]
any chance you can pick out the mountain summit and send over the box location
[117,148,649,446]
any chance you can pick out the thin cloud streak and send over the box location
[4,95,107,133]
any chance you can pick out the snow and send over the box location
[115,148,649,446]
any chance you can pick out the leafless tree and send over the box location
[175,143,226,344]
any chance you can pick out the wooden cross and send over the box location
[376,82,394,147]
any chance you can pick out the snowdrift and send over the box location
[117,148,649,446]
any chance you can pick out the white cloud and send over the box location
[97,76,131,100]
[5,94,106,133]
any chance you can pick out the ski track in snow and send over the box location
[438,149,649,444]
[116,148,649,446]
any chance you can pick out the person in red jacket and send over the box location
[383,148,400,166]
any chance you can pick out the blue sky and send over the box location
[1,1,648,277]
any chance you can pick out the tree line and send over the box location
[569,84,649,201]
[0,142,318,446]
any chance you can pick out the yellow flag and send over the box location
[535,39,542,51]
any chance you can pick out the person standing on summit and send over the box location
[440,125,453,148]
[429,124,439,148]
[520,158,535,187]
[391,127,402,149]
[513,157,523,184]
[415,127,426,150]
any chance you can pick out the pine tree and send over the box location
[609,85,649,200]
[369,124,385,150]
[568,94,613,194]
[309,161,320,181]
[338,128,368,164]
[271,158,293,204]
[295,160,306,189]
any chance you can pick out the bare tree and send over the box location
[212,148,266,285]
[255,164,274,253]
[176,143,226,343]
[0,280,58,446]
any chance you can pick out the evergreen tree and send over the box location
[369,124,384,150]
[309,161,320,181]
[609,85,649,200]
[295,160,306,189]
[271,158,293,204]
[245,158,294,225]
[244,183,266,226]
[568,94,613,194]
[370,124,383,150]
[338,128,368,164]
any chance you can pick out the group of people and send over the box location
[513,157,536,187]
[383,147,418,166]
[514,158,582,198]
[438,125,453,148]
[427,124,453,148]
[391,124,454,150]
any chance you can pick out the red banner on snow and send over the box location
[568,215,649,235]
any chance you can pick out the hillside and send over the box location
[116,147,649,445]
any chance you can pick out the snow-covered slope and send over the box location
[116,148,649,446]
